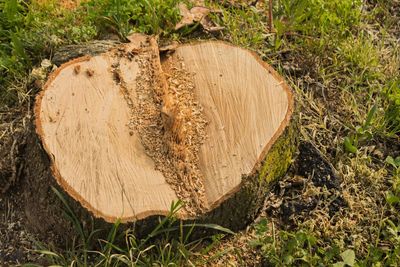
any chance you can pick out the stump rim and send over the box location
[34,40,294,223]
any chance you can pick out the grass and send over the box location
[27,188,233,266]
[82,0,181,39]
[1,0,400,265]
[0,0,97,106]
[384,79,400,135]
[208,5,266,49]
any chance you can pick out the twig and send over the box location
[268,0,273,32]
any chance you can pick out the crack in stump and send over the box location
[111,41,208,216]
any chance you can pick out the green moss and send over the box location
[259,116,298,184]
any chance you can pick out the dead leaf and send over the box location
[159,42,179,53]
[175,4,210,30]
[175,3,224,33]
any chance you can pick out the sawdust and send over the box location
[160,55,209,213]
[110,40,208,216]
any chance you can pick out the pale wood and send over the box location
[171,42,292,208]
[34,37,293,224]
[36,41,179,222]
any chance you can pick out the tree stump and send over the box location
[25,34,296,235]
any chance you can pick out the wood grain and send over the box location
[172,42,291,207]
[36,44,179,222]
[35,39,293,222]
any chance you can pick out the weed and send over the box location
[385,155,400,208]
[271,0,362,52]
[208,4,266,49]
[384,79,400,135]
[334,35,384,88]
[344,104,377,153]
[333,249,356,267]
[251,217,400,267]
[359,150,400,266]
[274,0,362,37]
[83,0,181,39]
[250,219,354,266]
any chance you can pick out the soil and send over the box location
[0,110,44,266]
[266,141,346,226]
[0,183,44,266]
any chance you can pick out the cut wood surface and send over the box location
[33,34,295,228]
[172,43,292,208]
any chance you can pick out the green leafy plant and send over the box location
[271,0,362,51]
[83,0,181,39]
[250,218,400,267]
[384,79,400,135]
[358,218,400,266]
[208,5,265,49]
[386,156,400,175]
[344,104,377,153]
[384,155,400,206]
[363,152,400,265]
[0,0,32,101]
[250,219,348,266]
[273,0,362,37]
[333,249,356,267]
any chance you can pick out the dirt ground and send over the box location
[0,109,43,265]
